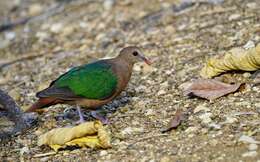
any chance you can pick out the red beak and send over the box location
[144,58,152,65]
[140,55,152,65]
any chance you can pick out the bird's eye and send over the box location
[132,51,138,56]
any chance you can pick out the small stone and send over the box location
[20,147,30,155]
[79,22,88,28]
[28,3,43,16]
[208,123,221,130]
[243,40,255,49]
[209,139,218,146]
[242,151,257,157]
[62,26,75,36]
[0,77,9,85]
[160,156,171,162]
[199,112,212,124]
[243,72,251,78]
[121,127,133,135]
[121,127,144,135]
[5,32,16,40]
[145,109,155,116]
[222,116,237,124]
[36,32,49,40]
[99,150,108,156]
[248,143,258,151]
[194,104,210,113]
[185,126,198,133]
[229,14,240,21]
[50,23,63,33]
[40,157,50,162]
[133,65,142,71]
[239,135,260,144]
[142,64,155,74]
[246,2,257,9]
[103,0,115,10]
[157,89,166,95]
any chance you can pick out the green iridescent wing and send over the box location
[37,61,118,100]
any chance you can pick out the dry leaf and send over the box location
[38,121,111,151]
[200,44,260,78]
[182,79,241,100]
[161,109,186,133]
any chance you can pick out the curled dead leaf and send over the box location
[38,121,111,151]
[200,44,260,78]
[161,109,187,133]
[182,79,242,100]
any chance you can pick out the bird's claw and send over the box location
[90,111,110,125]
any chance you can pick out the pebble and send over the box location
[239,135,260,144]
[222,116,237,124]
[160,156,171,162]
[36,31,49,40]
[5,32,16,40]
[157,89,166,95]
[50,23,63,33]
[145,109,155,116]
[62,26,75,36]
[246,2,257,9]
[243,40,255,49]
[228,14,240,21]
[79,22,88,28]
[103,0,115,10]
[185,126,198,133]
[20,146,30,155]
[0,77,9,85]
[99,150,108,156]
[248,143,258,151]
[194,104,210,113]
[199,112,212,124]
[40,157,50,162]
[208,123,221,130]
[121,127,144,135]
[242,72,251,78]
[242,151,257,157]
[28,3,43,16]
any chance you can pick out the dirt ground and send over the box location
[0,0,260,161]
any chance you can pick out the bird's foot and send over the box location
[75,118,85,124]
[76,105,85,124]
[90,111,110,125]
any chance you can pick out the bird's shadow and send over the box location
[56,92,132,122]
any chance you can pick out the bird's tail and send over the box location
[25,98,58,112]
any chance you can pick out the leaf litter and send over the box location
[181,79,242,100]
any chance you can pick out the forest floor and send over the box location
[0,0,260,161]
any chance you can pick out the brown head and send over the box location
[117,46,151,65]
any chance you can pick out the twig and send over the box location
[33,152,57,158]
[0,53,47,70]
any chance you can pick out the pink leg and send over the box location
[76,105,85,124]
[90,111,110,124]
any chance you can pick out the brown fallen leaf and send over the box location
[182,79,242,100]
[161,109,186,133]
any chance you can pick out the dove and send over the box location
[26,46,151,123]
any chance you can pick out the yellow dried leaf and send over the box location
[200,44,260,78]
[38,121,111,151]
